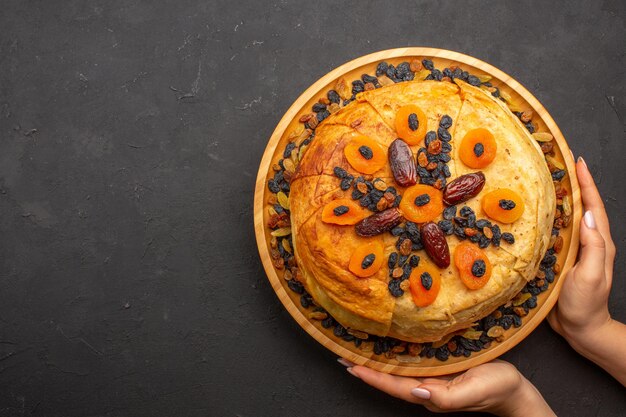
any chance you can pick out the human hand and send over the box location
[339,359,555,416]
[547,157,616,354]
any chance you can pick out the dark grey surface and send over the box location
[0,1,624,416]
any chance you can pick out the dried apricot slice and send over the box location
[459,128,497,168]
[349,241,384,278]
[409,261,441,307]
[481,188,525,224]
[344,135,387,174]
[399,184,443,223]
[454,241,492,290]
[394,105,427,145]
[321,199,367,225]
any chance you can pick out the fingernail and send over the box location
[337,358,355,367]
[584,210,596,229]
[411,387,431,400]
[577,156,587,169]
[346,367,361,379]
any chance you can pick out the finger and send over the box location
[419,380,479,411]
[348,366,426,404]
[576,211,607,286]
[576,158,614,248]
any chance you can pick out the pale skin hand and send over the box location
[547,157,626,386]
[338,359,555,417]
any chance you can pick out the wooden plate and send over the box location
[254,48,581,376]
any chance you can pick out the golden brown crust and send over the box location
[290,79,554,343]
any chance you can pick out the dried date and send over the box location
[420,222,450,268]
[355,208,404,236]
[442,172,486,206]
[388,139,417,187]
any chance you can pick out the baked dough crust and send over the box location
[290,80,555,342]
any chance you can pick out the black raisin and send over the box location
[352,80,365,94]
[376,62,389,77]
[398,254,408,267]
[408,113,419,131]
[473,142,484,157]
[438,219,454,235]
[362,74,378,85]
[435,346,450,361]
[405,222,421,243]
[443,206,457,220]
[287,280,305,294]
[358,145,373,160]
[502,232,515,244]
[268,179,280,193]
[454,226,466,239]
[441,142,452,153]
[479,235,490,248]
[321,317,334,328]
[312,103,326,112]
[409,255,420,267]
[388,252,398,269]
[439,115,453,129]
[421,272,433,290]
[438,127,451,142]
[414,193,431,207]
[340,178,352,191]
[467,75,481,86]
[333,166,349,179]
[422,59,434,70]
[351,188,364,200]
[460,206,475,217]
[334,325,346,337]
[491,224,502,246]
[476,219,491,228]
[361,253,376,269]
[431,69,443,81]
[327,90,340,104]
[390,226,404,236]
[388,279,404,297]
[499,199,516,210]
[552,170,566,181]
[333,205,349,216]
[316,110,330,122]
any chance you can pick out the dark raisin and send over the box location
[469,234,481,243]
[386,64,397,80]
[300,294,312,308]
[545,268,555,283]
[312,103,326,112]
[439,115,453,129]
[283,142,296,158]
[425,131,437,146]
[525,121,535,133]
[414,193,431,207]
[327,90,340,104]
[388,279,404,297]
[500,315,514,330]
[393,195,402,207]
[438,219,454,235]
[461,71,469,81]
[358,145,373,160]
[421,272,433,290]
[491,224,502,246]
[287,280,305,294]
[361,253,376,269]
[397,254,408,267]
[454,226,466,239]
[359,194,371,207]
[435,346,450,361]
[479,235,490,248]
[467,75,481,86]
[473,142,484,157]
[499,199,516,210]
[376,62,389,77]
[405,222,421,243]
[333,325,346,337]
[438,127,451,142]
[274,203,284,214]
[417,166,431,178]
[513,315,522,328]
[552,170,566,181]
[402,263,412,279]
[443,206,457,220]
[333,166,349,179]
[321,316,334,328]
[460,206,474,217]
[340,178,352,191]
[390,226,404,236]
[388,252,398,269]
[422,59,434,70]
[268,179,280,193]
[351,189,364,200]
[333,205,349,216]
[454,216,469,227]
[502,232,515,244]
[362,74,378,85]
[541,254,557,268]
[439,153,451,163]
[342,334,355,342]
[441,142,452,153]
[431,69,443,81]
[408,113,419,131]
[352,80,365,94]
[476,219,491,228]
[316,110,330,122]
[409,255,420,267]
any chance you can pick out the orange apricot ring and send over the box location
[454,241,492,290]
[348,241,384,278]
[481,188,525,224]
[459,128,497,168]
[321,199,367,225]
[394,105,427,145]
[344,135,387,174]
[399,184,443,223]
[409,261,441,307]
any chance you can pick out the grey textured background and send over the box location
[0,1,624,416]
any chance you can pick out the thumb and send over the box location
[576,210,606,284]
[417,381,477,411]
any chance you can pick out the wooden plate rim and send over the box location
[253,47,581,376]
